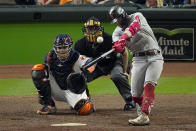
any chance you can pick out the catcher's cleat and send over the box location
[123,101,136,111]
[37,105,57,115]
[128,113,150,126]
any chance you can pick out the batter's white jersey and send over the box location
[112,12,164,97]
[112,12,162,54]
[49,55,89,108]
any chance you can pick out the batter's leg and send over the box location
[131,60,147,98]
[142,60,164,114]
[130,60,147,112]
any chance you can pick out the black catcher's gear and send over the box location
[109,5,130,30]
[31,64,54,106]
[67,72,87,94]
[82,16,104,43]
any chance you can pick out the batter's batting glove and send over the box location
[112,39,126,53]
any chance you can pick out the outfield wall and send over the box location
[0,5,196,64]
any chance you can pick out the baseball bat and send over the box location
[81,48,115,71]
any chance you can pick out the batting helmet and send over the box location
[109,5,130,30]
[53,34,73,61]
[82,16,104,43]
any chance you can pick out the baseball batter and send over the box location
[31,34,95,115]
[109,6,164,126]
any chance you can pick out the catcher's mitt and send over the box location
[67,72,87,94]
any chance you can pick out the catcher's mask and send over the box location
[109,5,129,30]
[53,34,73,61]
[82,17,104,43]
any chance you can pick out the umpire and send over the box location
[74,17,135,111]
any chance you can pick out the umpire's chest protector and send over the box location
[48,50,79,90]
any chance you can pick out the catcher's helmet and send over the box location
[109,6,129,30]
[53,34,73,61]
[82,16,104,43]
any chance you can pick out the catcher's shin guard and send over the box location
[74,99,95,115]
[142,83,155,115]
[32,64,53,105]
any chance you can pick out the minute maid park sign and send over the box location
[153,28,194,61]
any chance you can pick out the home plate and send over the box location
[51,123,87,127]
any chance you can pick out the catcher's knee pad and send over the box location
[32,64,50,91]
[32,64,47,81]
[74,99,95,115]
[67,72,87,94]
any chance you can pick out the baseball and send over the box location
[97,36,104,43]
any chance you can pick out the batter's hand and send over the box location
[112,39,126,53]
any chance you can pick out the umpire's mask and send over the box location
[82,17,104,43]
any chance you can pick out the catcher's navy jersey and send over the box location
[44,49,79,90]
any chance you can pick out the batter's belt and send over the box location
[133,50,160,57]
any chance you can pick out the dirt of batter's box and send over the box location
[0,62,196,78]
[0,95,196,131]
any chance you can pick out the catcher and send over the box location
[31,34,95,115]
[74,17,136,111]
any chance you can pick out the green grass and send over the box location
[0,79,36,96]
[0,77,196,96]
[155,77,196,94]
[1,23,195,96]
[0,22,115,65]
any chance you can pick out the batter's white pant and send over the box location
[49,73,88,108]
[131,55,164,97]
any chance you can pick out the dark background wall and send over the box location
[0,4,196,62]
[1,5,196,22]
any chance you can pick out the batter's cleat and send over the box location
[123,101,136,111]
[136,103,142,116]
[128,113,150,126]
[37,105,57,115]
